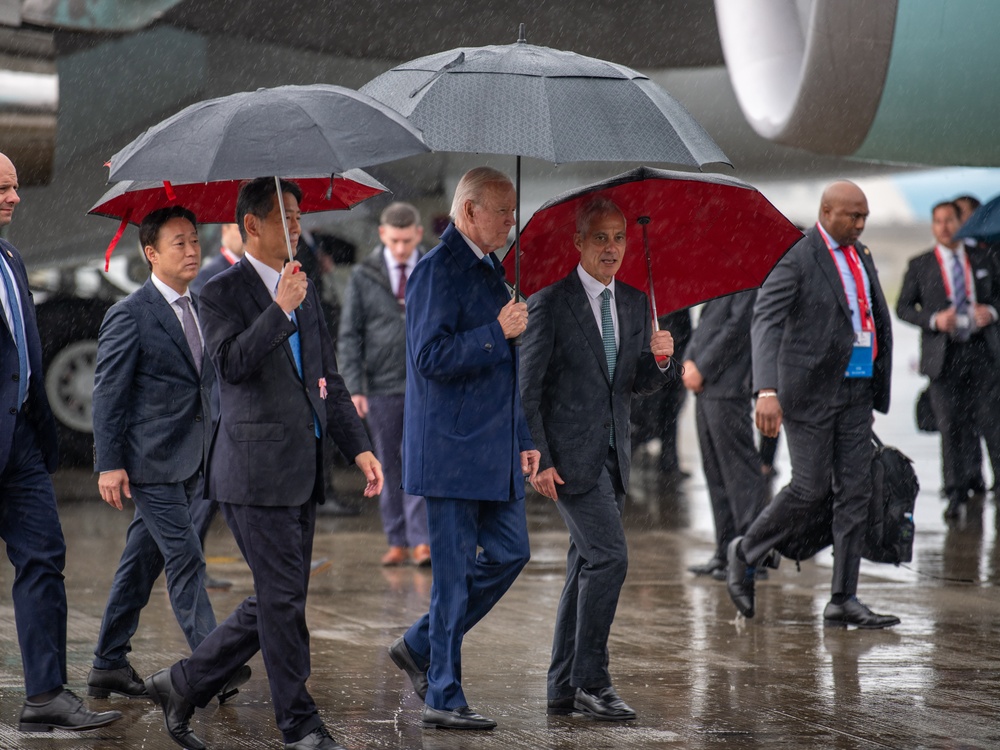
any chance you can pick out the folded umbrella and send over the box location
[89,170,387,270]
[506,166,802,317]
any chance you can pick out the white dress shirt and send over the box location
[150,273,203,346]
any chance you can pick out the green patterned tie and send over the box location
[601,288,616,446]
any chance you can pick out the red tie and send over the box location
[396,264,407,304]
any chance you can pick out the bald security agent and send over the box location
[728,181,899,629]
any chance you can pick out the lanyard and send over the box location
[220,246,240,266]
[818,223,877,357]
[933,245,972,302]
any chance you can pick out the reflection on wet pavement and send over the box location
[0,324,998,747]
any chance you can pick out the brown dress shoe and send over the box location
[412,544,431,567]
[381,546,409,566]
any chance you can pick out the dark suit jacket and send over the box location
[520,269,673,495]
[0,239,58,473]
[189,252,234,296]
[896,246,1000,379]
[402,223,533,502]
[752,225,893,416]
[199,258,370,506]
[686,290,757,400]
[92,280,214,483]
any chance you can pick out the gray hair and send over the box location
[575,197,625,236]
[450,167,513,221]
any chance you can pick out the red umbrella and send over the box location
[505,166,802,318]
[89,170,387,270]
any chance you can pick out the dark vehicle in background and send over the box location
[29,252,146,466]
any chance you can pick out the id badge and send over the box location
[845,331,873,378]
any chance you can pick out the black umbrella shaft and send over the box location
[640,217,659,331]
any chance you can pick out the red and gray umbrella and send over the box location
[505,166,802,318]
[105,83,427,263]
[361,25,730,298]
[89,169,387,270]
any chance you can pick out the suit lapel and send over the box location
[143,281,199,374]
[238,259,301,377]
[810,229,853,322]
[563,272,612,384]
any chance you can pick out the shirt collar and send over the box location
[243,249,281,299]
[383,246,419,271]
[937,243,965,262]
[816,221,847,251]
[150,272,189,305]
[576,263,616,300]
[455,227,488,261]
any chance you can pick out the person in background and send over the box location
[339,202,430,567]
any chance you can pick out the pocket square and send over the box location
[975,268,989,279]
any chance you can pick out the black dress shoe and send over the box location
[18,689,122,732]
[87,663,149,699]
[388,636,428,700]
[546,694,576,715]
[217,664,251,704]
[726,537,755,618]
[421,705,497,730]
[944,495,966,521]
[687,557,725,576]
[823,597,900,629]
[284,725,346,749]
[573,686,636,721]
[145,668,206,750]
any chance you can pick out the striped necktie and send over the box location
[0,257,28,409]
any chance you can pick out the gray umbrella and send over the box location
[106,83,428,261]
[360,25,730,297]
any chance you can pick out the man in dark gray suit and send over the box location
[521,197,675,720]
[90,206,222,701]
[339,202,429,567]
[143,179,382,750]
[727,181,899,629]
[682,290,766,578]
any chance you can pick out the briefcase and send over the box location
[915,386,937,432]
[774,434,918,566]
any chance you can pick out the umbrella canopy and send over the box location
[89,170,387,270]
[505,166,802,315]
[956,193,1000,244]
[89,169,387,225]
[106,84,429,183]
[360,34,729,168]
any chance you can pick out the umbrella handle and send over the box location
[275,175,296,265]
[512,155,523,346]
[639,215,668,365]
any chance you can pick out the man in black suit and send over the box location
[143,178,383,750]
[521,197,674,720]
[0,152,121,733]
[728,181,899,629]
[682,290,766,578]
[897,200,1000,520]
[89,206,221,701]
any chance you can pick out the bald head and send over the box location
[0,152,20,228]
[819,180,868,247]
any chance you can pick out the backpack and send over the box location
[774,434,918,566]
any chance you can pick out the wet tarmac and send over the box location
[2,322,999,748]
